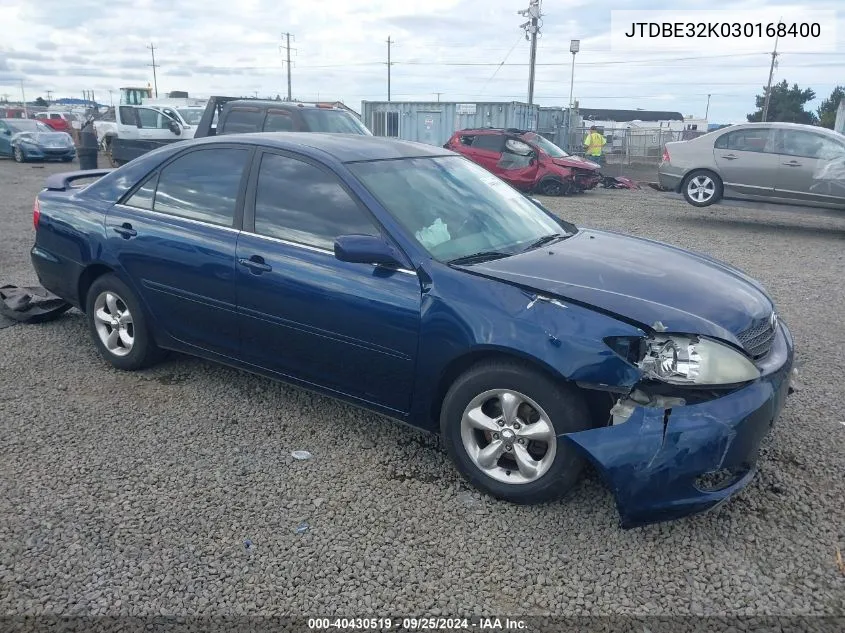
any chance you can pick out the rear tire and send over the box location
[538,178,567,196]
[85,274,163,371]
[682,169,723,207]
[440,360,591,504]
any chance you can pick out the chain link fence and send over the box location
[540,125,706,166]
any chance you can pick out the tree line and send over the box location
[747,81,844,128]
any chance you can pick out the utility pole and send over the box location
[705,93,711,120]
[147,43,159,98]
[20,80,27,118]
[566,39,580,143]
[435,92,442,102]
[386,36,393,102]
[761,31,780,122]
[281,33,296,101]
[518,0,541,105]
[46,90,53,104]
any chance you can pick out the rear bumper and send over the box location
[31,246,83,309]
[565,321,794,528]
[657,164,684,191]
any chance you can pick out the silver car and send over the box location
[658,122,845,209]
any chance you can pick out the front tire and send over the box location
[682,169,723,207]
[85,274,163,370]
[13,146,25,163]
[538,178,567,196]
[440,361,591,504]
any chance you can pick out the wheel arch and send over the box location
[77,263,116,312]
[429,347,611,430]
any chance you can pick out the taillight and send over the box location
[33,198,41,230]
[661,147,670,163]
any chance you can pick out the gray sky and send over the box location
[0,0,843,123]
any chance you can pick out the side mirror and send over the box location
[168,120,182,136]
[334,234,402,267]
[2,129,10,136]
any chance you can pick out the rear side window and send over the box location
[714,128,773,153]
[263,110,294,132]
[153,148,250,226]
[221,108,264,134]
[252,153,379,250]
[124,175,156,210]
[471,135,504,152]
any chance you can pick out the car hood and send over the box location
[468,228,773,342]
[551,156,600,171]
[13,131,70,145]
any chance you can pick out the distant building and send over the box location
[578,108,707,132]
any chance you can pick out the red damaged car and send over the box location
[444,128,602,196]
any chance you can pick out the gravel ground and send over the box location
[0,157,844,618]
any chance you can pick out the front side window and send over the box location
[714,128,773,153]
[349,156,567,263]
[778,130,845,160]
[153,148,249,226]
[253,153,379,250]
[137,108,169,129]
[498,139,534,170]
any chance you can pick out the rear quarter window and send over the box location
[221,107,265,134]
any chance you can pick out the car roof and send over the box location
[455,128,531,135]
[187,132,456,162]
[227,100,344,111]
[720,121,843,136]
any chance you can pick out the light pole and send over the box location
[567,39,580,150]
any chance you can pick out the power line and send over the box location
[478,35,524,97]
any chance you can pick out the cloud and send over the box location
[0,0,842,123]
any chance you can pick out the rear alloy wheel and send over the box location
[13,146,25,163]
[441,361,591,504]
[683,170,723,207]
[85,274,163,370]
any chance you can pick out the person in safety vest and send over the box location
[583,125,607,167]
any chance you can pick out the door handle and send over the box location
[238,256,272,273]
[112,223,137,238]
[782,161,802,167]
[720,154,738,160]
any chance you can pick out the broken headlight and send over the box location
[637,335,759,386]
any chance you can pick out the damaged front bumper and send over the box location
[565,320,794,528]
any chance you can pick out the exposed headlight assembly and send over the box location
[638,335,759,386]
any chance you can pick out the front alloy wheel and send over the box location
[13,146,25,163]
[441,360,591,504]
[460,389,556,484]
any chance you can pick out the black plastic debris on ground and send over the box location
[0,285,72,329]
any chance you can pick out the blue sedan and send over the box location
[30,133,794,527]
[0,117,76,163]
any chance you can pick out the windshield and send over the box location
[176,108,204,125]
[7,119,53,134]
[349,156,570,263]
[300,109,372,135]
[524,133,569,158]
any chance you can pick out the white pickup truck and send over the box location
[95,89,207,165]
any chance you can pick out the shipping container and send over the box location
[361,101,540,146]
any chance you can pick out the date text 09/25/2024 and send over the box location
[308,617,527,630]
